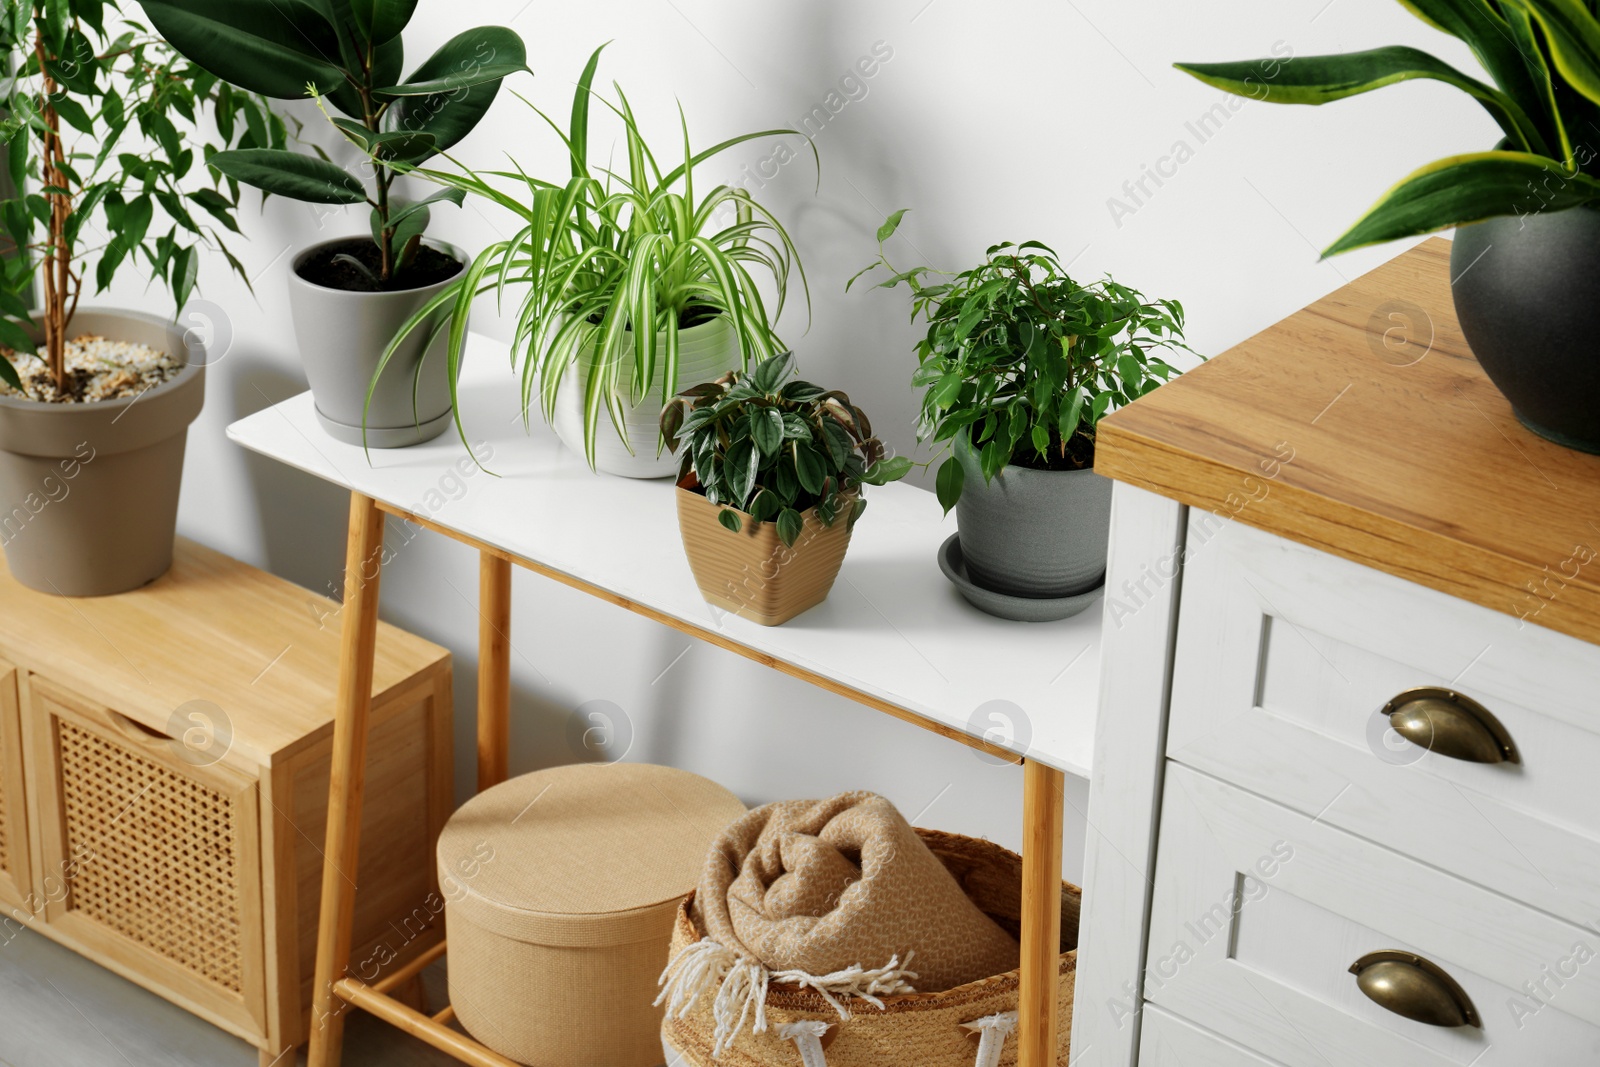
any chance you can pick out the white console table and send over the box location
[228,337,1104,1067]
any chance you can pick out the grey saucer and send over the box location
[938,534,1105,622]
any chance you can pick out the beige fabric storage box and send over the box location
[437,762,745,1066]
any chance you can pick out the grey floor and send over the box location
[0,925,458,1066]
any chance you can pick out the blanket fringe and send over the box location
[658,939,919,1058]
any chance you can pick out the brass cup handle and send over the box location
[1350,951,1481,1028]
[1381,687,1518,764]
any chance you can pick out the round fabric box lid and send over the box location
[437,763,745,947]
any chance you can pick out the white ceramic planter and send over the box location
[550,314,740,479]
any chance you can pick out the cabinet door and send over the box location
[1146,764,1600,1067]
[24,674,267,1043]
[0,657,27,911]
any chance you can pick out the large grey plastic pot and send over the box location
[0,308,204,597]
[288,237,468,448]
[1451,207,1600,453]
[952,434,1112,600]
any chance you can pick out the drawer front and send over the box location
[24,675,266,1038]
[0,658,27,910]
[1140,1005,1286,1066]
[1168,517,1600,924]
[1147,764,1600,1067]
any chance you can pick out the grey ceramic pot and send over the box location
[288,237,468,448]
[1452,207,1600,453]
[0,308,204,596]
[953,434,1113,599]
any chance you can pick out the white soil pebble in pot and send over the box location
[1,335,182,403]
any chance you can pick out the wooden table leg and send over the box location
[477,552,512,791]
[1020,759,1066,1066]
[308,494,387,1067]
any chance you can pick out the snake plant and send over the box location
[380,43,812,465]
[1177,0,1600,255]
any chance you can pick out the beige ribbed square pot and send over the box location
[437,763,745,1066]
[675,488,856,626]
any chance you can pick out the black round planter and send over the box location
[1451,207,1600,453]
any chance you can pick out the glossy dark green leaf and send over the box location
[374,26,529,97]
[751,406,783,456]
[794,443,825,495]
[776,507,804,547]
[139,0,344,99]
[348,0,417,43]
[209,149,367,204]
[717,508,742,533]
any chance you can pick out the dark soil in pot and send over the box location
[295,237,464,292]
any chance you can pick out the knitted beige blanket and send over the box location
[657,792,1019,1055]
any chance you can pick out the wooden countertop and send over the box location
[1097,238,1600,648]
[0,538,449,765]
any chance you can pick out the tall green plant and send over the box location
[0,0,282,398]
[851,214,1193,512]
[1177,1,1600,254]
[138,1,527,285]
[380,43,813,464]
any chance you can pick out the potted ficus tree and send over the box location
[139,1,528,447]
[852,215,1194,621]
[660,352,909,625]
[389,43,810,476]
[1178,1,1600,453]
[0,1,281,596]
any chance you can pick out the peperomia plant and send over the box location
[139,1,527,287]
[0,0,284,398]
[661,353,910,547]
[851,213,1193,512]
[1177,1,1600,253]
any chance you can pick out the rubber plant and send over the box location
[660,352,910,546]
[0,0,284,398]
[138,0,529,286]
[386,43,812,465]
[1175,0,1600,254]
[850,214,1193,513]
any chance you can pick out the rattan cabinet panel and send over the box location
[0,539,452,1066]
[27,675,268,1036]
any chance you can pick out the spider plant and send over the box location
[379,43,814,465]
[1177,0,1600,254]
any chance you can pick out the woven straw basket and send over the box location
[437,763,746,1066]
[662,828,1079,1067]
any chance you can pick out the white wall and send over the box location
[102,0,1496,883]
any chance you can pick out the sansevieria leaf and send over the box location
[1324,150,1600,255]
[1502,0,1600,107]
[1175,47,1547,154]
[1396,0,1554,141]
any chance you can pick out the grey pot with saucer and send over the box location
[940,434,1112,622]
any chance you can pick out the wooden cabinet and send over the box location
[0,539,452,1064]
[1075,240,1600,1066]
[0,658,28,910]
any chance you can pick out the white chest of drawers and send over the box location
[1070,241,1600,1066]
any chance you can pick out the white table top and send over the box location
[226,336,1102,775]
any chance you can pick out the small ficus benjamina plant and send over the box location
[850,211,1194,513]
[661,353,911,547]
